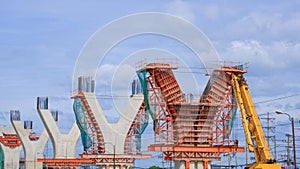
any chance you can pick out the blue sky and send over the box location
[1,1,300,167]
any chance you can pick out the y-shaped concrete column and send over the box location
[37,109,80,158]
[11,120,48,169]
[83,92,143,154]
[0,126,22,169]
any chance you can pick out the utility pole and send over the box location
[273,135,277,160]
[228,154,231,169]
[286,134,292,166]
[261,112,276,157]
[246,146,248,166]
[276,111,297,169]
[291,117,296,169]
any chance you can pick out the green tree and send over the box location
[149,166,160,169]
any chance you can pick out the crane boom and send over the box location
[231,73,280,169]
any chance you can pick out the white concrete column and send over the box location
[83,93,143,154]
[0,145,22,169]
[190,161,200,169]
[37,109,80,159]
[0,127,22,169]
[175,161,185,169]
[175,161,211,169]
[11,120,49,169]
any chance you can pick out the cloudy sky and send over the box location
[1,1,300,167]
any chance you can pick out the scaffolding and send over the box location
[124,102,148,153]
[135,59,246,168]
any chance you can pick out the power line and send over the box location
[95,92,300,101]
[95,93,300,104]
[255,94,300,105]
[96,94,129,98]
[174,71,207,74]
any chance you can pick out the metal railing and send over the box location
[136,57,179,71]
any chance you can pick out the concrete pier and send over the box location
[11,120,48,169]
[37,109,80,158]
[0,126,22,169]
[83,92,144,154]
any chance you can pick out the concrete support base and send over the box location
[175,161,211,169]
[0,145,22,169]
[11,120,49,169]
[103,165,125,169]
[37,109,80,158]
[0,127,22,169]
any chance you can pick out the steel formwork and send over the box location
[124,102,147,153]
[135,59,246,168]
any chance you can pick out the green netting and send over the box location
[136,69,157,151]
[228,65,243,135]
[135,113,149,152]
[225,91,237,139]
[73,98,92,151]
[229,92,237,135]
[137,69,156,120]
[0,148,3,169]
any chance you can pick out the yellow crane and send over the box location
[231,73,281,169]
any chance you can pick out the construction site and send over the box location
[2,1,300,169]
[1,56,293,169]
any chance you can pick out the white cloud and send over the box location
[227,12,300,40]
[165,0,196,23]
[229,40,271,66]
[220,40,300,97]
[203,4,220,21]
[221,40,291,68]
[225,40,300,70]
[95,64,118,87]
